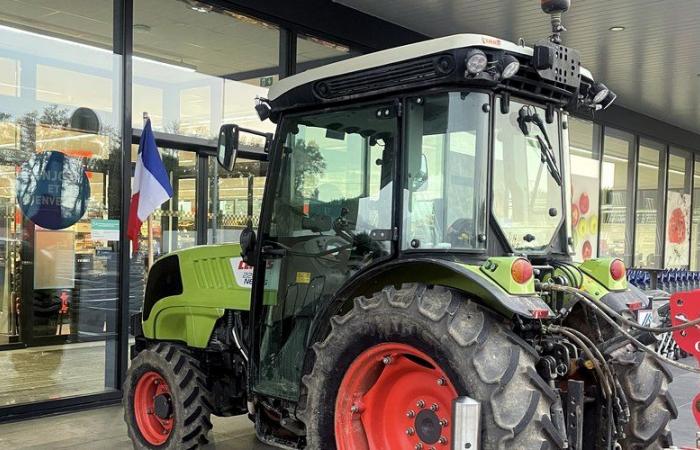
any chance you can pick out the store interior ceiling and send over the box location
[335,0,700,136]
[0,0,343,81]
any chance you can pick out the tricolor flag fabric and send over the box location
[127,119,173,252]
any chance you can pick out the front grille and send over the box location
[315,54,455,99]
[193,256,235,289]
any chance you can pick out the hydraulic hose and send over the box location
[547,324,631,428]
[541,283,700,374]
[547,325,612,398]
[547,283,700,333]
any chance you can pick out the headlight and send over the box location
[465,49,488,74]
[501,54,520,79]
[592,82,610,104]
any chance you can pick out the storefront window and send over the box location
[634,139,666,268]
[691,160,700,270]
[599,128,634,265]
[568,118,601,261]
[208,157,268,244]
[296,34,360,71]
[0,0,122,406]
[665,148,692,268]
[133,1,279,138]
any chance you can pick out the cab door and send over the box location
[251,102,399,400]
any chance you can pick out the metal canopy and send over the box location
[335,0,700,137]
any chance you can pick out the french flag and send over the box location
[127,119,173,252]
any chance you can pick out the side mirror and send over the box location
[218,124,274,172]
[240,225,257,266]
[218,124,239,172]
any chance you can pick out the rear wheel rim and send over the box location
[335,342,457,450]
[134,370,174,445]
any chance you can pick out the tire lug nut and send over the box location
[406,427,415,436]
[439,419,448,427]
[382,356,392,364]
[417,400,425,408]
[430,403,439,412]
[415,444,423,450]
[439,436,448,444]
[437,377,446,386]
[406,410,415,418]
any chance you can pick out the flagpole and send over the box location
[143,111,154,270]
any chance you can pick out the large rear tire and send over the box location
[123,343,213,449]
[300,284,566,450]
[613,348,677,450]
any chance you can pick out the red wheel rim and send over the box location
[134,371,174,445]
[335,342,458,450]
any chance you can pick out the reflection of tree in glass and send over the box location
[292,138,326,197]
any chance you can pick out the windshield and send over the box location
[493,98,564,251]
[403,91,489,250]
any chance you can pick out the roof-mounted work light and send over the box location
[255,97,271,121]
[465,49,488,74]
[591,82,610,104]
[500,54,520,79]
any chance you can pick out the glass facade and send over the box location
[0,0,122,406]
[634,139,665,268]
[132,1,279,139]
[569,119,700,270]
[598,128,635,264]
[0,0,358,416]
[569,118,602,261]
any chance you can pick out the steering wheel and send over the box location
[447,218,474,247]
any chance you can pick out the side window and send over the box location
[272,119,395,243]
[208,157,268,244]
[403,92,489,250]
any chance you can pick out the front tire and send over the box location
[300,284,566,450]
[123,343,213,449]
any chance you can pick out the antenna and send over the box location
[541,0,571,44]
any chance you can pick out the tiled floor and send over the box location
[0,342,109,407]
[0,355,696,448]
[0,406,272,450]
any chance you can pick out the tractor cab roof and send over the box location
[265,33,596,121]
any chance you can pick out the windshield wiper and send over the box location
[536,135,562,186]
[517,106,562,186]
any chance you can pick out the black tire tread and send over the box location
[614,348,677,450]
[123,343,213,450]
[300,284,566,450]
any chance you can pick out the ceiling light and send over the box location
[133,56,196,73]
[609,26,625,32]
[183,0,213,13]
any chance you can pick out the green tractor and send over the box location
[124,1,677,449]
